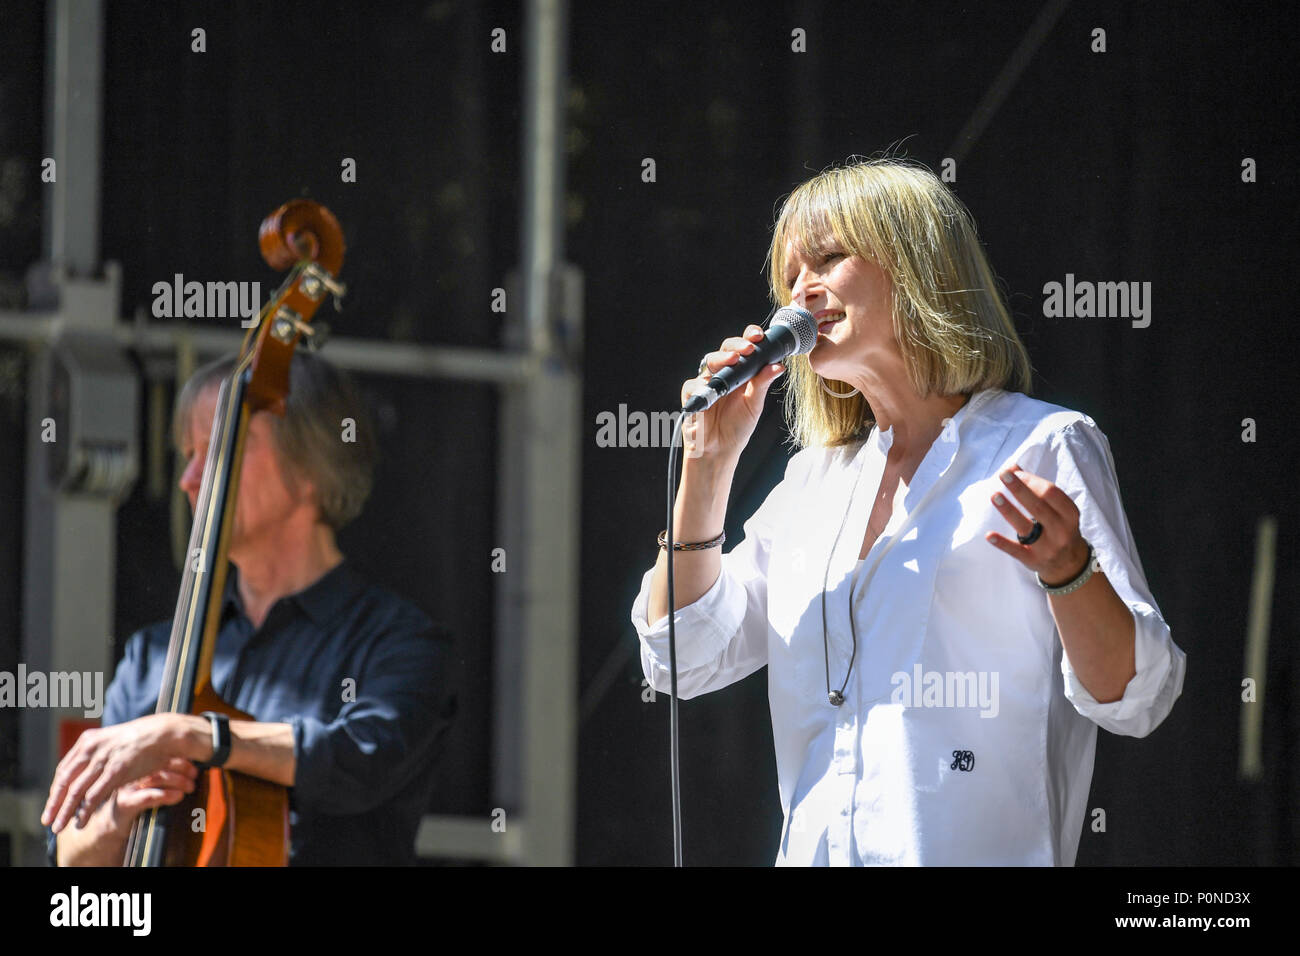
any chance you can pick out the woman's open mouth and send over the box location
[817,311,846,333]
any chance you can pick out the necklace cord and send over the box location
[822,441,871,704]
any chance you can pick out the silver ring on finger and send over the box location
[697,355,711,376]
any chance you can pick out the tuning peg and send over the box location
[307,321,331,351]
[299,263,347,306]
[270,308,330,352]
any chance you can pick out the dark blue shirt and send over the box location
[48,559,458,866]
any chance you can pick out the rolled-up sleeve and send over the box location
[633,451,809,700]
[290,625,457,815]
[1038,419,1187,737]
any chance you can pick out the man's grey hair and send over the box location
[172,351,377,530]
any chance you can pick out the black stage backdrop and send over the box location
[0,0,1296,866]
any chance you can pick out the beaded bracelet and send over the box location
[1036,541,1101,596]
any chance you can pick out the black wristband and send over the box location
[195,711,231,769]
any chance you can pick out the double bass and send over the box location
[123,200,346,866]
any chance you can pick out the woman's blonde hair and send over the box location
[766,157,1033,447]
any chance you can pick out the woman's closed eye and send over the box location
[786,252,845,287]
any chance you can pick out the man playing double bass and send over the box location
[43,352,458,865]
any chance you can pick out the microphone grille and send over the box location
[771,305,818,355]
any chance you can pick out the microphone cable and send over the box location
[665,411,686,867]
[662,304,784,867]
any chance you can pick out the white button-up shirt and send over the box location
[632,387,1186,865]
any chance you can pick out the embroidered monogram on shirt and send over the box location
[951,750,975,772]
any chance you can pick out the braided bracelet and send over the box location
[658,529,725,551]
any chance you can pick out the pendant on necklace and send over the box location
[828,690,845,706]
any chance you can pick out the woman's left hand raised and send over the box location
[984,464,1091,588]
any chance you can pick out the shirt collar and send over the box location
[871,386,1003,454]
[222,558,362,627]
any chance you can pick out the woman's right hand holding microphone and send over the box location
[679,324,787,464]
[649,325,787,622]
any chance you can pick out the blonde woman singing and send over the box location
[632,159,1186,866]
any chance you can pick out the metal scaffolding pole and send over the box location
[46,0,103,278]
[10,0,134,868]
[492,0,580,866]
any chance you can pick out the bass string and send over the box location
[156,352,254,715]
